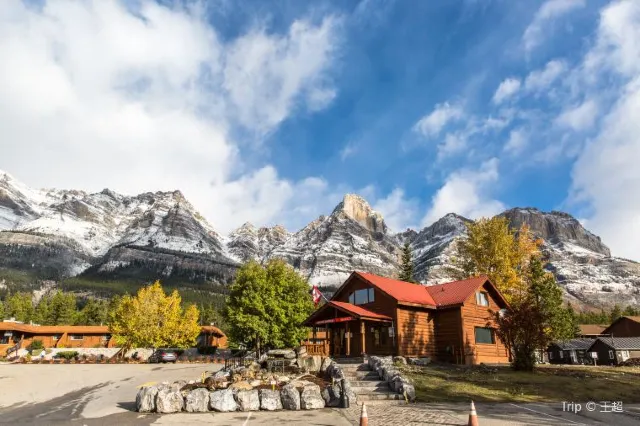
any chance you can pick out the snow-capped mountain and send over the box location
[1,170,639,307]
[0,170,237,282]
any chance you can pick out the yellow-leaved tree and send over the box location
[108,281,200,351]
[450,217,542,303]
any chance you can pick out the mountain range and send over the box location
[1,170,639,309]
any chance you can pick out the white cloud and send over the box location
[570,0,640,259]
[340,142,357,161]
[413,102,464,138]
[223,17,339,133]
[492,78,521,104]
[0,0,341,234]
[504,129,529,155]
[523,0,586,53]
[556,99,599,131]
[437,133,467,161]
[373,188,419,232]
[422,159,505,226]
[524,59,568,92]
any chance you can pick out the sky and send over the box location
[0,0,639,259]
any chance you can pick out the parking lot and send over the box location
[2,364,640,425]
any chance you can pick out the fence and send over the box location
[303,342,329,356]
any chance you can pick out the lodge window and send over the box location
[348,288,375,305]
[52,334,62,341]
[102,335,111,341]
[609,350,614,359]
[474,327,494,344]
[70,334,84,341]
[476,291,489,307]
[1,333,10,345]
[548,352,553,360]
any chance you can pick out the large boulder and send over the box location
[155,388,184,413]
[393,356,407,365]
[402,383,416,402]
[280,383,301,410]
[259,389,283,411]
[230,381,254,391]
[300,355,323,373]
[209,388,237,412]
[185,388,210,413]
[295,346,308,357]
[320,357,333,373]
[300,384,325,410]
[135,386,158,413]
[236,390,260,411]
[267,349,296,359]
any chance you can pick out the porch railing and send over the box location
[303,342,329,356]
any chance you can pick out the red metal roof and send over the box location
[329,301,392,321]
[426,276,489,307]
[355,272,437,306]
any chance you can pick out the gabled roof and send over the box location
[354,272,437,306]
[426,277,493,308]
[578,324,607,336]
[199,326,226,337]
[589,336,640,350]
[549,338,595,350]
[602,316,640,335]
[329,301,392,321]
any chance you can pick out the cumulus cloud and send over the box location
[570,0,640,259]
[340,142,357,161]
[492,78,521,104]
[524,59,568,92]
[523,0,586,53]
[413,102,464,138]
[422,159,505,226]
[0,0,341,234]
[556,99,599,131]
[373,188,420,232]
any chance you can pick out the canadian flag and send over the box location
[312,285,323,305]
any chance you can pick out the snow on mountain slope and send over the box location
[267,194,399,286]
[1,170,639,307]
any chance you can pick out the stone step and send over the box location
[349,380,389,388]
[356,391,405,402]
[337,364,370,372]
[333,358,364,364]
[343,371,379,380]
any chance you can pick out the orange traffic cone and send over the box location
[359,403,368,426]
[468,400,479,426]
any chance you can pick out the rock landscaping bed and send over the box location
[135,349,358,414]
[368,355,416,402]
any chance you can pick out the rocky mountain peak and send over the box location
[500,207,610,257]
[332,193,386,234]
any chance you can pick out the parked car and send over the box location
[148,349,178,363]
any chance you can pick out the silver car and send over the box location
[148,349,178,363]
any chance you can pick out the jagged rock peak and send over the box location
[500,207,610,257]
[332,193,386,234]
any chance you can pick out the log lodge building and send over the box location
[303,271,510,364]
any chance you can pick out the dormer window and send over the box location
[476,291,489,306]
[348,288,375,305]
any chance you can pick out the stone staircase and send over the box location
[335,357,404,402]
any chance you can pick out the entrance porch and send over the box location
[303,301,395,357]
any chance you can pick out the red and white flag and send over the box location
[312,285,323,305]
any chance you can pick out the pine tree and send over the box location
[398,242,415,283]
[6,292,34,323]
[610,304,623,323]
[0,299,4,320]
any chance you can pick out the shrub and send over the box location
[56,351,79,360]
[27,340,44,351]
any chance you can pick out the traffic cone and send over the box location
[359,403,368,426]
[468,400,479,426]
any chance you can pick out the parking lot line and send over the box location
[509,403,583,425]
[241,412,252,426]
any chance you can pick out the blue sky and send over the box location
[1,0,639,258]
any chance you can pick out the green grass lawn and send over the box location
[402,363,640,403]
